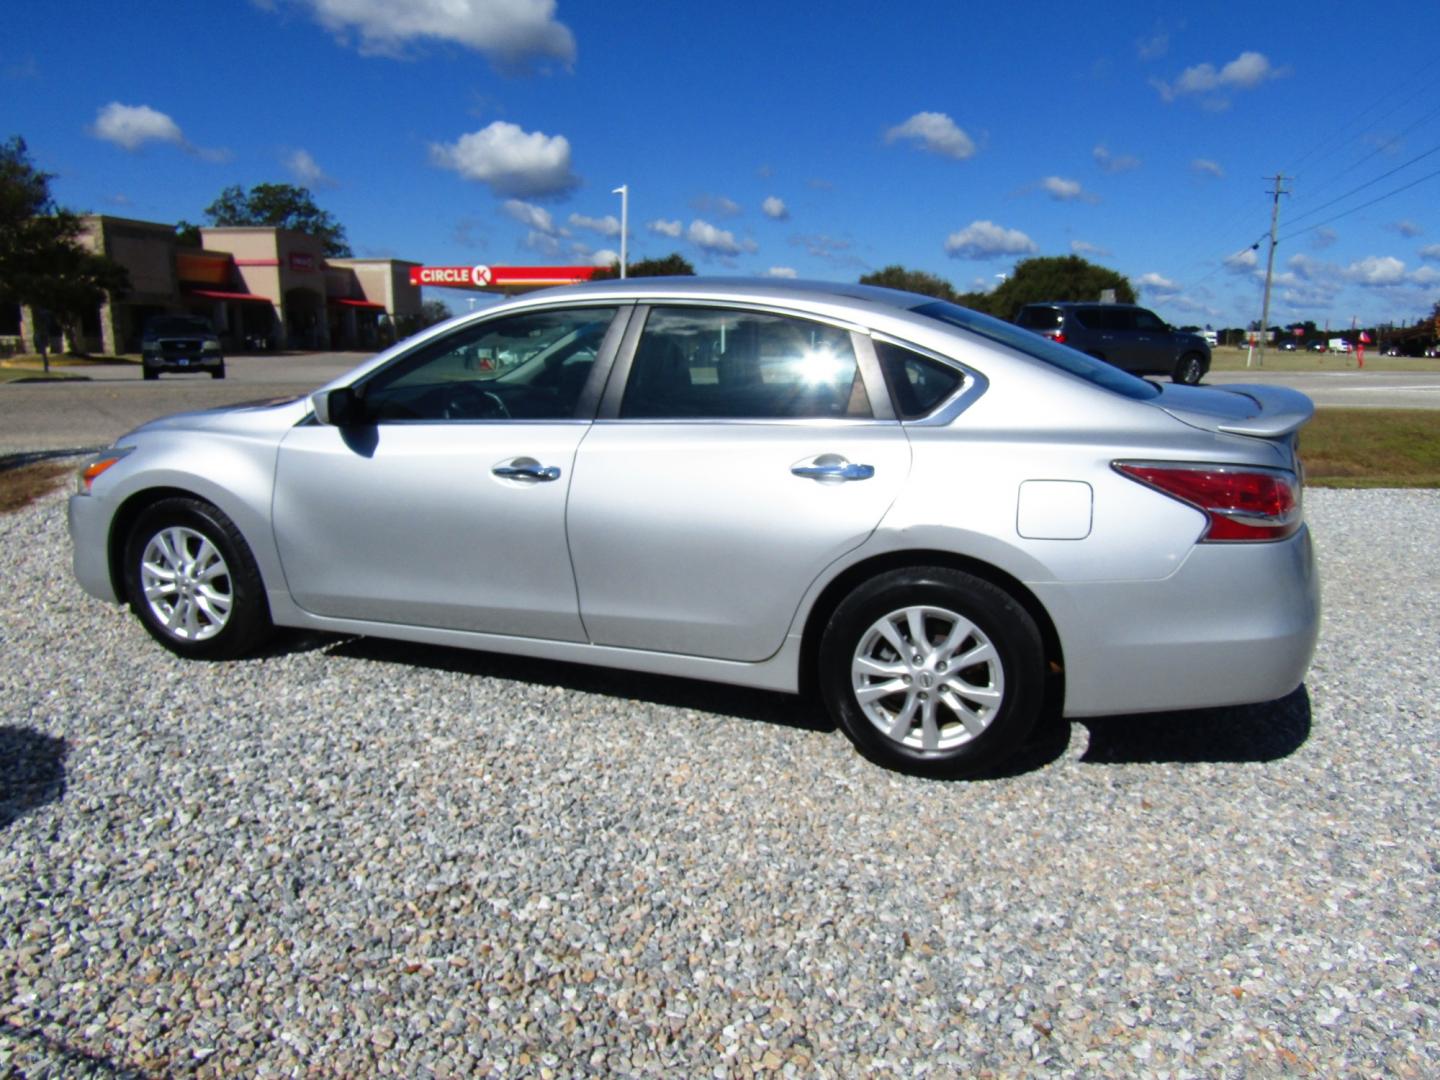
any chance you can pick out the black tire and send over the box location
[122,497,273,660]
[211,366,226,380]
[142,369,158,381]
[819,567,1045,778]
[1172,353,1205,385]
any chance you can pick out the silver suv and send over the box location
[1015,302,1210,384]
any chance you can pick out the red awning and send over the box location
[329,298,386,309]
[185,288,272,303]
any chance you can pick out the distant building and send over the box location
[13,215,422,355]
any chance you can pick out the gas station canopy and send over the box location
[409,264,600,292]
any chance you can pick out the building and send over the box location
[12,215,422,355]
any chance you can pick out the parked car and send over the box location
[70,280,1318,778]
[1279,340,1298,351]
[1013,302,1211,384]
[140,314,225,380]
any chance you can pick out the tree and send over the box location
[202,183,352,257]
[0,136,130,368]
[858,265,959,302]
[980,255,1135,320]
[591,252,695,280]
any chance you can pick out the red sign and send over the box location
[408,265,599,290]
[288,252,317,272]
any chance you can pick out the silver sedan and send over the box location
[69,279,1319,777]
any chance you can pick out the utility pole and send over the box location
[612,184,629,278]
[1254,174,1290,368]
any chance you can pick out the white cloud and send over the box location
[943,220,1036,260]
[1192,158,1225,179]
[286,148,335,187]
[762,196,789,220]
[1093,145,1140,173]
[568,212,621,237]
[1040,176,1088,201]
[1419,244,1440,262]
[89,101,228,160]
[648,219,683,238]
[589,248,618,267]
[1136,30,1169,60]
[429,121,578,197]
[692,194,742,217]
[686,219,757,256]
[502,198,558,234]
[1071,239,1111,257]
[1345,255,1406,287]
[1138,272,1180,295]
[884,112,976,160]
[290,0,575,70]
[1224,248,1259,275]
[1154,50,1285,103]
[90,102,184,150]
[1388,220,1422,238]
[790,233,863,269]
[765,266,798,278]
[1312,228,1338,250]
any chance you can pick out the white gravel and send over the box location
[2,488,1437,1077]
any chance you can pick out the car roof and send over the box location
[511,276,933,312]
[1020,301,1145,310]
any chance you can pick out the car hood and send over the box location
[119,395,311,443]
[1154,382,1314,439]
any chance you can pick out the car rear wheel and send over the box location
[1173,353,1205,385]
[211,367,226,380]
[819,568,1045,778]
[122,497,272,660]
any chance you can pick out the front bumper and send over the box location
[144,353,224,375]
[1037,526,1320,717]
[68,492,120,603]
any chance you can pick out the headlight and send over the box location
[75,449,133,495]
[202,340,221,353]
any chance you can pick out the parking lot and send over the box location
[2,484,1437,1075]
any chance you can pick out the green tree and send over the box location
[858,264,959,302]
[591,252,695,280]
[202,183,352,257]
[0,136,130,368]
[981,255,1135,320]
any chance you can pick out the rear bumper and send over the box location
[1037,527,1319,717]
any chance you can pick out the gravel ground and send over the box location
[1,488,1437,1077]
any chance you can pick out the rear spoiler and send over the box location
[1162,384,1315,439]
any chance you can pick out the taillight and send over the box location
[1114,462,1301,542]
[1045,330,1066,344]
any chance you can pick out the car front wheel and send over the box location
[1173,353,1205,384]
[819,567,1045,778]
[122,497,272,660]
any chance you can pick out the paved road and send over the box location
[1207,368,1440,409]
[0,353,367,453]
[3,353,1437,455]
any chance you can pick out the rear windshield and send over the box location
[1015,306,1061,330]
[146,317,214,335]
[911,300,1161,401]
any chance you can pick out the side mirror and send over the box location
[311,386,366,426]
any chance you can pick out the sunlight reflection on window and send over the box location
[794,347,846,385]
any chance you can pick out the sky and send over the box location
[5,0,1440,330]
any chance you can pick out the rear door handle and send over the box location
[791,461,875,482]
[492,461,561,482]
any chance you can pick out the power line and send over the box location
[1284,138,1440,230]
[1278,164,1440,242]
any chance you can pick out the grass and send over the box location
[1301,408,1440,488]
[0,367,86,384]
[1209,346,1440,373]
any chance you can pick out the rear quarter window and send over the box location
[874,341,964,419]
[1016,306,1061,330]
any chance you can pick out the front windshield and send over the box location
[911,299,1161,401]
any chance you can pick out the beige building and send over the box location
[14,215,422,355]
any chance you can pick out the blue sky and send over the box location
[6,1,1439,329]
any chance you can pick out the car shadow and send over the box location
[0,726,68,829]
[1075,684,1312,765]
[265,634,1313,774]
[314,634,835,734]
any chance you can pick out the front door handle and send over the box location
[492,461,561,482]
[791,460,875,482]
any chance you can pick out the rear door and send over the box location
[566,304,911,662]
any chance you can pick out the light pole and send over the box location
[612,184,628,278]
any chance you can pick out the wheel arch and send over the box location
[798,549,1065,703]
